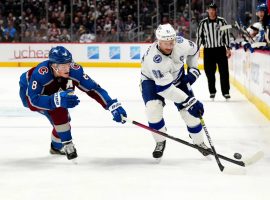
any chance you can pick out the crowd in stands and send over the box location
[0,0,269,49]
[0,0,154,43]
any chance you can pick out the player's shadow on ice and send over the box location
[202,99,246,103]
[84,156,210,168]
[2,156,210,169]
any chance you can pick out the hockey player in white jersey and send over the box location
[141,23,211,159]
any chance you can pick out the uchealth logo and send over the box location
[263,72,270,96]
[109,46,120,59]
[87,46,99,59]
[13,46,50,59]
[130,46,140,59]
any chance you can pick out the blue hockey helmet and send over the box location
[256,3,268,12]
[49,46,73,64]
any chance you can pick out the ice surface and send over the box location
[0,67,269,200]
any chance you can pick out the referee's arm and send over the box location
[221,19,231,49]
[196,20,205,48]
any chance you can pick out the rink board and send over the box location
[229,49,270,120]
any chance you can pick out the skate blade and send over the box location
[71,158,78,165]
[155,158,162,163]
[223,167,246,175]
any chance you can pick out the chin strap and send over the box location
[51,64,60,77]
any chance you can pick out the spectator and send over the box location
[59,28,71,42]
[3,20,16,42]
[105,27,118,42]
[79,25,95,43]
[2,30,13,42]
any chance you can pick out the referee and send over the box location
[196,2,231,100]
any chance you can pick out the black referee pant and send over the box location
[203,46,230,96]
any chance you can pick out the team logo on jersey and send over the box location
[87,46,99,59]
[70,63,80,70]
[176,36,183,43]
[109,46,120,59]
[38,66,49,75]
[179,56,184,62]
[130,46,140,59]
[153,55,162,63]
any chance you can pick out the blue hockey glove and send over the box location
[107,99,127,123]
[243,43,251,52]
[182,97,204,118]
[52,90,80,109]
[183,67,200,85]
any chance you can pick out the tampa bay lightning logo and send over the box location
[179,56,184,62]
[176,36,183,43]
[153,55,162,63]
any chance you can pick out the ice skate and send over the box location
[223,94,231,101]
[50,143,65,155]
[196,142,212,156]
[63,141,78,160]
[152,140,166,159]
[210,94,215,101]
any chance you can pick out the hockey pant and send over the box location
[141,79,204,145]
[19,85,72,150]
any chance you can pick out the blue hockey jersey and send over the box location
[19,60,113,111]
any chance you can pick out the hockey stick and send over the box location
[123,117,263,169]
[220,24,266,48]
[199,115,224,172]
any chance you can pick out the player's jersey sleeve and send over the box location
[178,37,199,69]
[26,65,55,110]
[69,64,113,109]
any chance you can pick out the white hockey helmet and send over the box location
[155,24,176,41]
[252,22,263,31]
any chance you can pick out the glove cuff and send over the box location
[183,97,196,110]
[107,99,121,111]
[53,92,61,108]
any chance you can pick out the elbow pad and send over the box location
[158,85,188,103]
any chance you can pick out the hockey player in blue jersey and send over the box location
[141,24,211,159]
[19,46,127,160]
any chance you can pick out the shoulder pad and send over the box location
[69,63,84,79]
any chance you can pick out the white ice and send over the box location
[0,67,269,200]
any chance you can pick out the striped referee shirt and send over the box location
[196,16,230,49]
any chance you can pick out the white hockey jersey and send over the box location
[141,36,199,103]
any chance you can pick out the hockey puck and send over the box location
[234,153,242,160]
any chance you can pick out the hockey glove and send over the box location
[52,90,80,109]
[183,67,200,85]
[107,99,127,123]
[182,97,204,118]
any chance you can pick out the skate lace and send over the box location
[198,142,209,149]
[64,143,75,154]
[155,142,165,151]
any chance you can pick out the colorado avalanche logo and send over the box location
[38,66,49,75]
[153,55,162,63]
[70,63,81,70]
